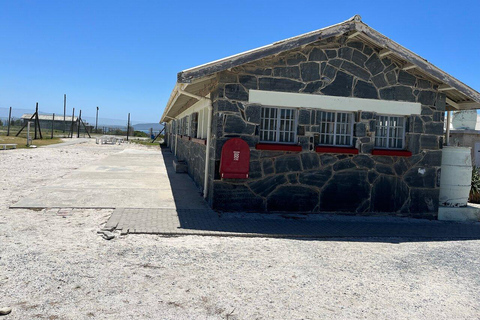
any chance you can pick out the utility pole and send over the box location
[6,106,11,136]
[63,94,66,134]
[95,106,99,133]
[126,113,130,141]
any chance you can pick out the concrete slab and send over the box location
[10,147,202,209]
[438,204,480,222]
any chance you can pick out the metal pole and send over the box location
[63,94,66,134]
[96,106,99,133]
[51,113,55,139]
[127,113,130,141]
[34,102,38,140]
[27,122,31,146]
[446,111,451,146]
[70,108,75,138]
[7,106,11,136]
[77,110,81,138]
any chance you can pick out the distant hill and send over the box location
[133,122,164,131]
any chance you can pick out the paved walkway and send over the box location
[104,148,480,240]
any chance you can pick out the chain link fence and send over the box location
[0,106,162,140]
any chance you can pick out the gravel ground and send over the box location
[1,140,480,319]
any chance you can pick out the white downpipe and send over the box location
[446,111,451,146]
[203,103,212,199]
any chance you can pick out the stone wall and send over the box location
[173,135,207,192]
[209,35,446,218]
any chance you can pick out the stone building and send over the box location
[161,16,480,218]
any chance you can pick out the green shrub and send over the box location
[469,166,480,203]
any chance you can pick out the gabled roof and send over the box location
[162,15,480,122]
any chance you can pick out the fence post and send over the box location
[7,106,12,136]
[34,102,38,140]
[70,108,75,138]
[63,94,66,135]
[77,110,81,138]
[127,113,130,141]
[51,113,55,139]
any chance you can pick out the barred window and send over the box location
[318,111,354,146]
[375,115,405,149]
[259,107,297,143]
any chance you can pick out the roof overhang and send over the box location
[161,15,480,122]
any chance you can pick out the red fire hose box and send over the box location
[219,138,250,179]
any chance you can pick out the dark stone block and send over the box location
[320,154,337,166]
[259,78,304,92]
[363,46,373,56]
[421,150,442,167]
[249,161,262,179]
[323,64,337,81]
[262,159,274,175]
[320,170,370,212]
[375,156,393,164]
[361,111,374,120]
[216,99,238,112]
[287,173,298,184]
[329,59,343,68]
[224,115,255,135]
[368,170,379,183]
[409,188,439,213]
[298,167,332,188]
[239,75,258,90]
[421,106,434,115]
[321,71,353,97]
[224,84,248,101]
[371,74,388,89]
[417,79,431,89]
[424,122,444,135]
[404,167,436,188]
[354,80,378,99]
[371,175,409,212]
[394,158,409,176]
[386,71,396,85]
[352,50,368,67]
[297,126,306,136]
[381,57,392,67]
[361,142,374,154]
[275,155,302,173]
[243,66,272,76]
[379,86,415,102]
[375,164,395,175]
[301,152,320,170]
[300,62,320,82]
[435,93,446,111]
[341,61,370,81]
[347,41,364,50]
[410,116,424,133]
[338,47,353,60]
[286,52,307,65]
[353,155,374,169]
[397,70,416,86]
[433,111,444,122]
[309,48,327,61]
[302,81,323,93]
[212,182,264,211]
[420,135,438,150]
[249,175,287,197]
[218,71,237,83]
[238,135,259,148]
[298,110,311,125]
[245,105,261,124]
[273,66,300,79]
[333,159,356,171]
[267,185,319,212]
[355,122,367,137]
[407,134,420,154]
[417,91,436,106]
[365,54,384,75]
[325,49,337,58]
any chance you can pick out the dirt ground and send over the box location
[1,140,480,320]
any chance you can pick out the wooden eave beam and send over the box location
[347,31,361,39]
[438,84,455,92]
[446,97,460,109]
[457,101,480,109]
[402,63,416,71]
[379,49,392,58]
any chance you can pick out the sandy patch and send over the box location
[1,140,480,319]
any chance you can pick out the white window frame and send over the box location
[317,110,354,147]
[259,107,297,144]
[374,114,406,150]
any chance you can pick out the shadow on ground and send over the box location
[153,147,480,242]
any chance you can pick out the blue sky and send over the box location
[1,0,479,123]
